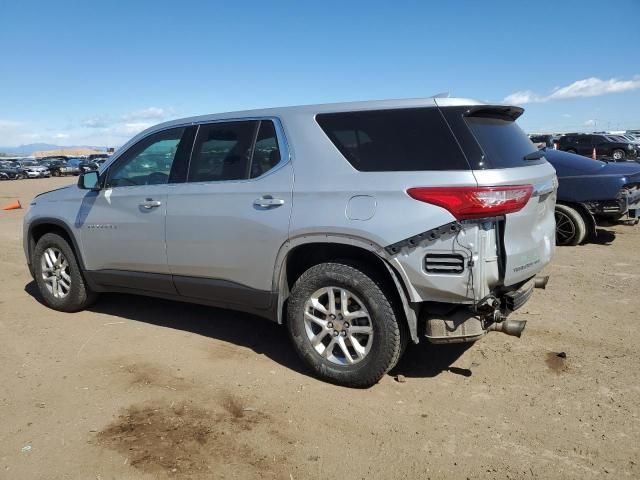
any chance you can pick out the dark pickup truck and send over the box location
[544,149,640,245]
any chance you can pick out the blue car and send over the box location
[544,149,640,245]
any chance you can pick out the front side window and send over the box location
[106,127,185,187]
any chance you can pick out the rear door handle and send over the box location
[253,196,285,208]
[140,198,162,209]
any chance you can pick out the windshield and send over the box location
[464,116,545,168]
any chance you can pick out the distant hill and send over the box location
[0,143,107,156]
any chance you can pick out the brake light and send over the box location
[407,185,534,220]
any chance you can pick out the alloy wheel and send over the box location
[555,210,576,245]
[303,286,373,365]
[40,247,71,298]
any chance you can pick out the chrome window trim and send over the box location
[102,125,188,189]
[98,122,196,175]
[183,116,291,185]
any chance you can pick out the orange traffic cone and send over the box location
[592,147,597,160]
[3,200,21,210]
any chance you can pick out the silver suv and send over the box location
[24,98,557,387]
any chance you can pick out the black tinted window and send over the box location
[463,117,543,168]
[250,120,281,178]
[188,121,258,182]
[316,108,469,171]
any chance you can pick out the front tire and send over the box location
[612,149,626,161]
[33,233,96,312]
[287,262,403,388]
[555,204,587,246]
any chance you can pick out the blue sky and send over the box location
[0,0,639,147]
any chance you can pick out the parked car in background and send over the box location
[544,149,640,245]
[87,153,110,162]
[79,159,100,173]
[24,97,557,387]
[0,161,25,179]
[529,134,555,149]
[16,160,50,178]
[65,158,83,176]
[40,158,77,177]
[616,134,640,146]
[558,133,638,161]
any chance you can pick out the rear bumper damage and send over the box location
[422,275,548,344]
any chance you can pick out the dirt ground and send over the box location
[1,177,639,480]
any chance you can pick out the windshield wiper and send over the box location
[524,150,545,160]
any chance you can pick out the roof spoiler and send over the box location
[463,105,524,121]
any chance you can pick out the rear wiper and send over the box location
[524,150,545,160]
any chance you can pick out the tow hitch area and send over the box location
[423,276,548,344]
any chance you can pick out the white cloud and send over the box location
[20,133,41,140]
[0,106,172,147]
[562,113,572,118]
[116,122,153,135]
[0,119,22,128]
[503,76,640,104]
[503,90,543,104]
[122,107,168,121]
[82,116,111,128]
[549,77,640,100]
[584,119,596,126]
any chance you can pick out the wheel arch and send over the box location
[274,236,419,343]
[27,219,85,273]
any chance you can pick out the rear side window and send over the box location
[187,120,283,182]
[188,121,258,182]
[316,108,470,171]
[250,120,281,178]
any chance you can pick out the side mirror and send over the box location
[78,171,100,190]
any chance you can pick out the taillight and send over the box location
[407,185,534,220]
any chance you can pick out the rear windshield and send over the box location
[464,116,543,168]
[316,108,470,171]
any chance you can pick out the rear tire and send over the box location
[555,204,587,246]
[33,233,97,312]
[287,261,403,388]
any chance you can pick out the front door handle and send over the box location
[253,196,285,208]
[140,198,162,209]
